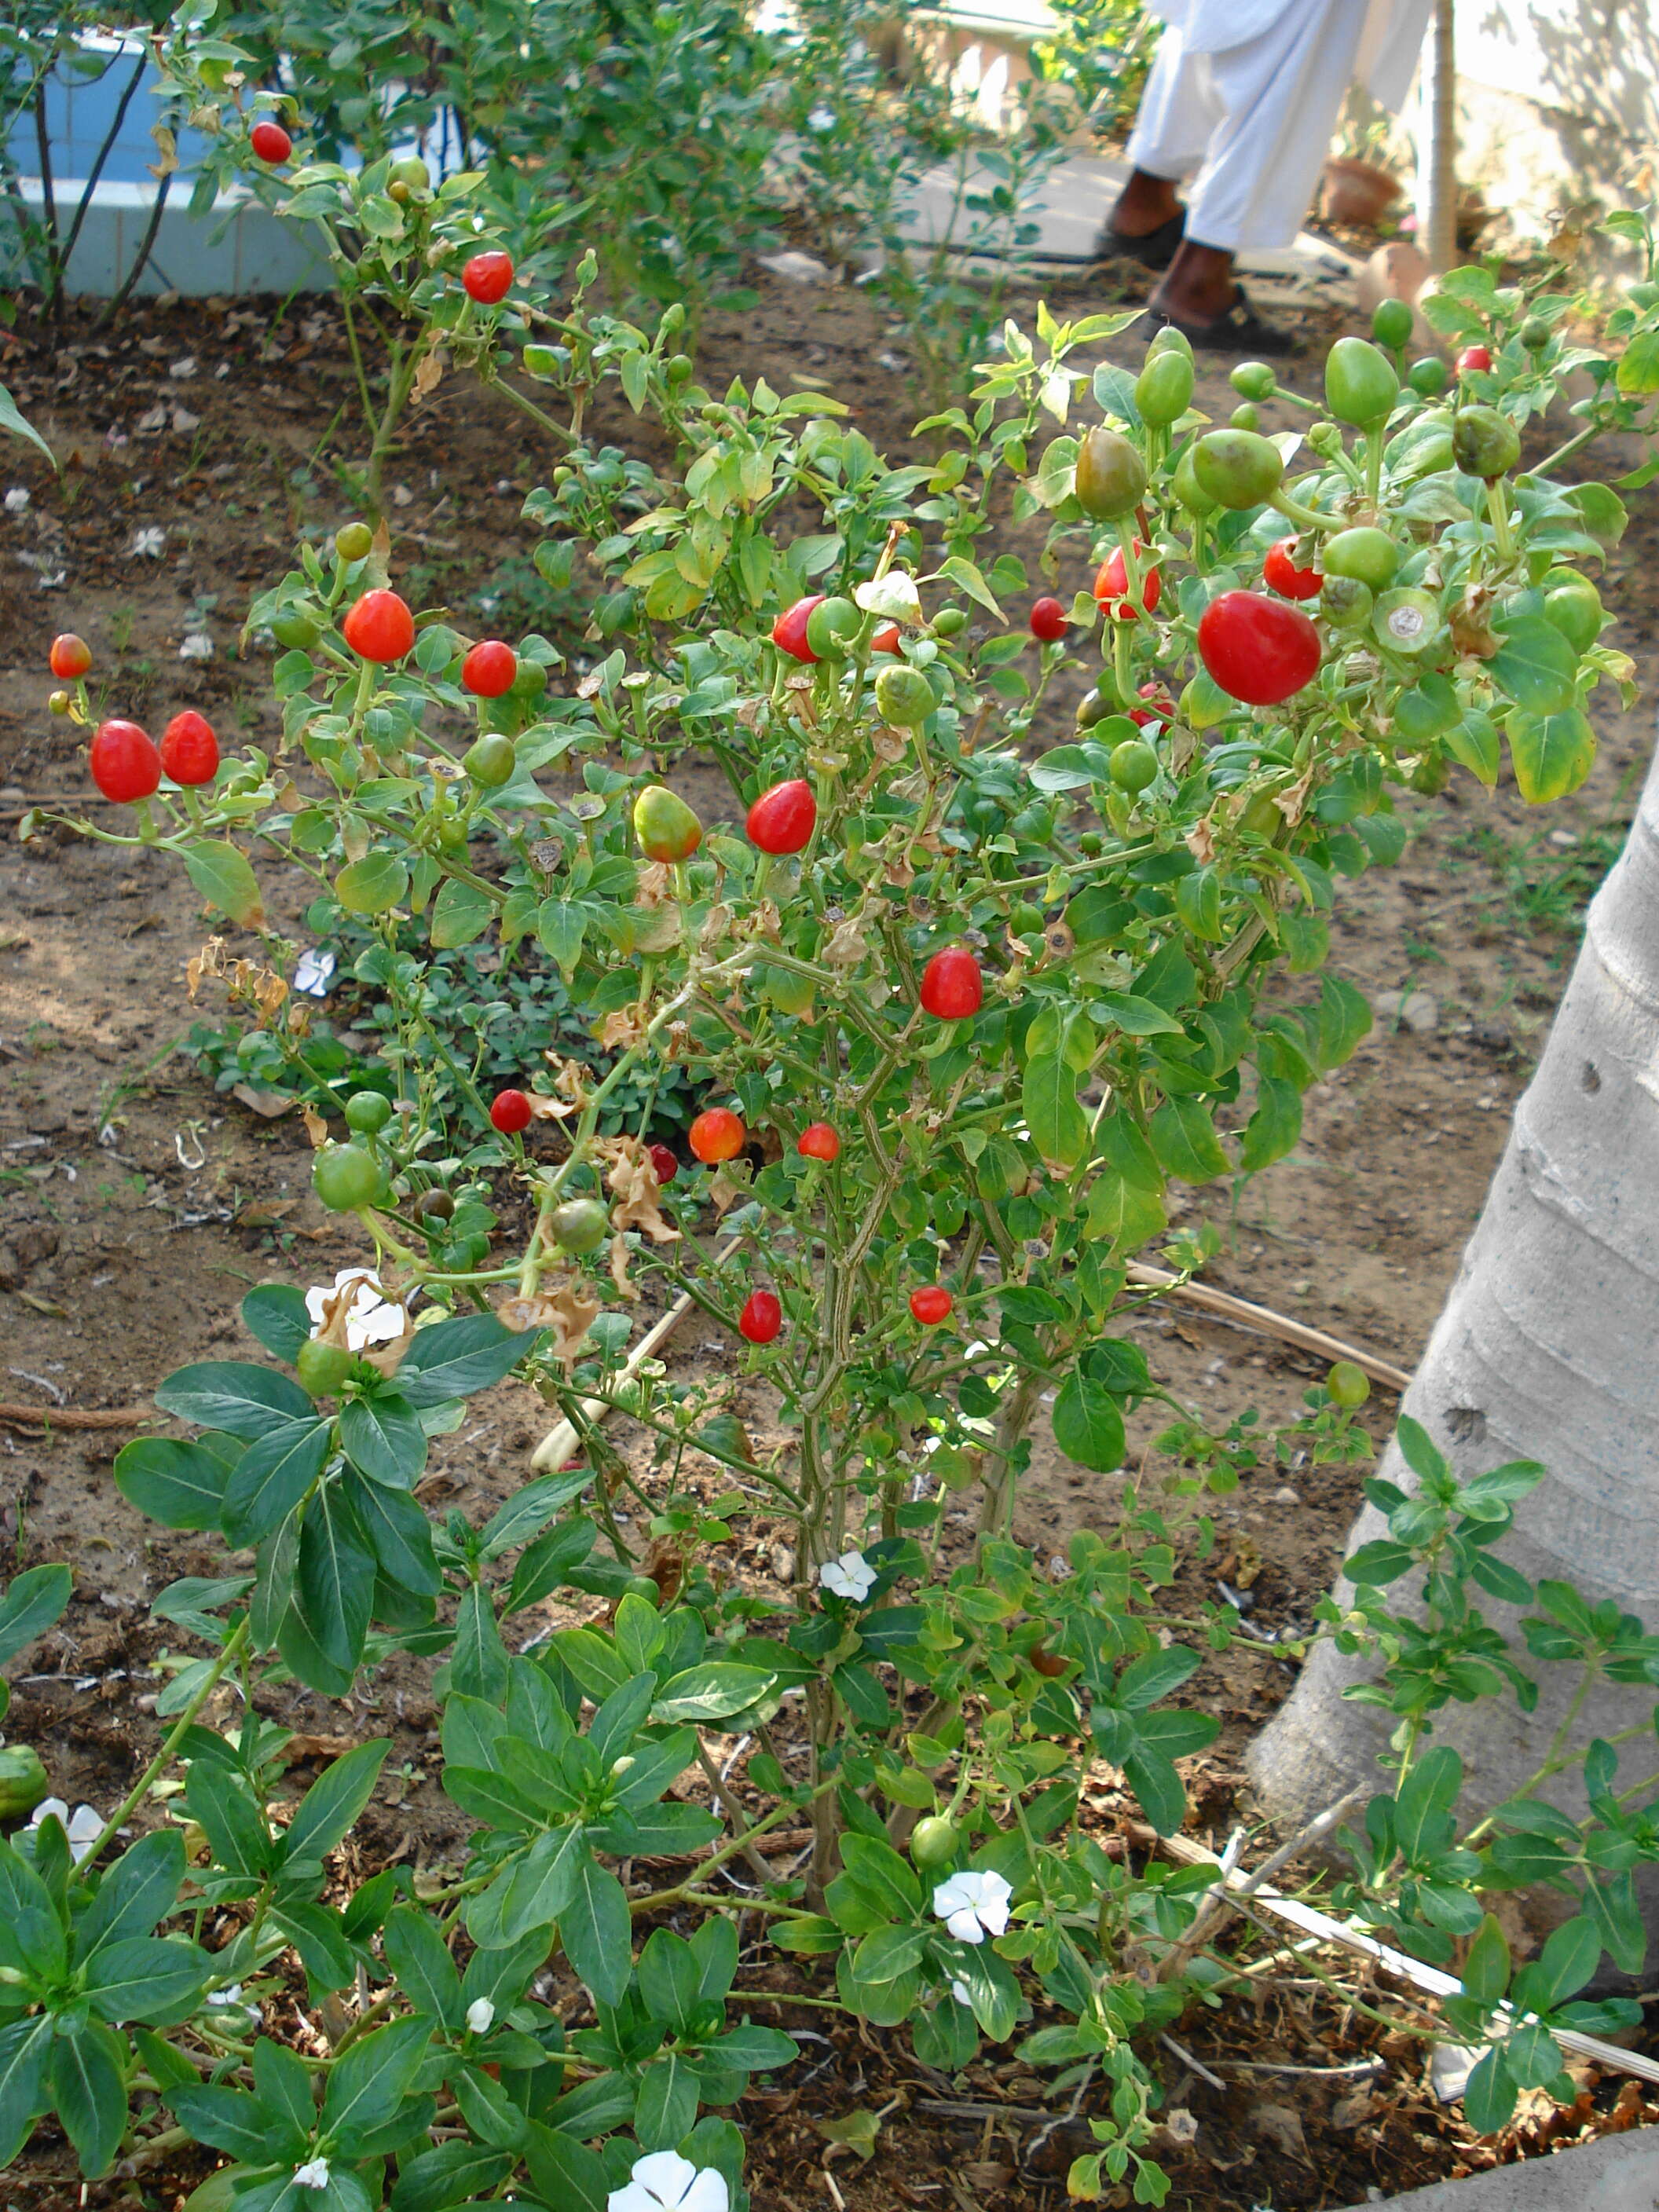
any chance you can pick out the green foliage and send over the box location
[14,207,1659,2208]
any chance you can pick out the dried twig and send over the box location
[1154,1787,1365,1980]
[1158,2031,1225,2092]
[1127,1262,1412,1391]
[0,1402,155,1433]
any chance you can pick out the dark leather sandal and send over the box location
[1147,286,1299,356]
[1094,210,1187,271]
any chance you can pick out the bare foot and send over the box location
[1148,240,1238,324]
[1108,167,1184,242]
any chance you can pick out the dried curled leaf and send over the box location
[499,1280,599,1366]
[601,1137,680,1244]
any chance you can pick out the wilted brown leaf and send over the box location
[231,1085,295,1120]
[597,1007,649,1053]
[609,1236,638,1301]
[602,1137,680,1243]
[301,1103,328,1150]
[499,1280,599,1366]
[1185,817,1216,866]
[412,347,445,405]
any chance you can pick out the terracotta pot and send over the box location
[1320,156,1402,228]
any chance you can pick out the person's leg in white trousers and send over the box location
[1105,0,1371,346]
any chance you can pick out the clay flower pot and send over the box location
[1321,156,1402,228]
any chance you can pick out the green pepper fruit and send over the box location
[511,658,550,701]
[1192,428,1283,511]
[1148,324,1192,360]
[1229,401,1261,432]
[910,1815,959,1868]
[1108,738,1159,793]
[1230,361,1276,402]
[1408,355,1449,397]
[335,521,374,562]
[1305,421,1343,457]
[1543,579,1602,653]
[932,606,969,636]
[312,1143,388,1212]
[804,595,861,658]
[1452,404,1521,480]
[343,1090,394,1136]
[1134,346,1195,427]
[874,665,935,727]
[1520,315,1551,353]
[1172,444,1219,518]
[1075,426,1148,520]
[1410,749,1449,795]
[463,733,517,790]
[1327,1360,1370,1408]
[389,156,430,190]
[297,1339,358,1397]
[633,783,704,862]
[551,1198,610,1254]
[1371,297,1414,353]
[271,606,322,650]
[1324,335,1400,427]
[1321,526,1400,592]
[1009,901,1046,939]
[1320,575,1374,631]
[1373,587,1443,657]
[0,1746,49,1821]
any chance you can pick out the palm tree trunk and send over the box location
[1248,728,1659,1940]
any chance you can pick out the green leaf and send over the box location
[478,1466,595,1558]
[537,899,588,980]
[1507,708,1596,804]
[430,876,494,949]
[390,2139,514,2212]
[115,1437,231,1530]
[523,2122,611,2212]
[1461,1912,1511,2010]
[1238,1074,1302,1174]
[0,1562,73,1668]
[168,2080,291,2163]
[0,2016,51,2166]
[49,2021,127,2177]
[1461,2047,1517,2134]
[1445,710,1501,787]
[78,1829,185,1959]
[335,853,409,915]
[222,1417,332,1547]
[1148,1097,1229,1183]
[1396,1745,1463,1861]
[1123,1747,1186,1836]
[1616,327,1659,393]
[0,381,53,464]
[635,2049,699,2150]
[398,1316,530,1408]
[1053,1372,1126,1474]
[295,1482,374,1675]
[155,1361,313,1437]
[1489,617,1580,716]
[1117,1646,1201,1711]
[558,1855,632,2005]
[241,1284,313,1362]
[0,1839,66,1982]
[84,1934,210,2026]
[321,2016,432,2153]
[452,1583,510,1703]
[340,1393,428,1490]
[639,1927,702,2033]
[948,1942,1021,2042]
[346,1471,440,1598]
[1023,1055,1089,1170]
[183,840,265,928]
[473,1822,588,1946]
[1503,2021,1563,2089]
[935,555,1005,621]
[382,1904,463,2030]
[1093,991,1185,1038]
[650,1662,778,1723]
[284,1738,390,1870]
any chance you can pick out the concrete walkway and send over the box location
[1348,2126,1659,2211]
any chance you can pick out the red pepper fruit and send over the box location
[462,639,517,697]
[463,251,514,306]
[797,1122,840,1163]
[1028,596,1068,643]
[250,119,292,164]
[689,1108,746,1163]
[745,778,816,855]
[1197,590,1320,707]
[1092,544,1161,621]
[919,946,983,1020]
[489,1088,533,1135]
[739,1290,782,1344]
[1456,345,1492,375]
[1262,537,1324,601]
[1129,683,1172,729]
[49,633,90,680]
[771,595,824,664]
[159,710,220,786]
[342,589,416,664]
[910,1285,953,1325]
[871,623,902,654]
[89,719,161,804]
[648,1142,679,1184]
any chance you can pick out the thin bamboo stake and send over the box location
[1420,0,1459,274]
[1131,1819,1659,2089]
[1126,1263,1412,1392]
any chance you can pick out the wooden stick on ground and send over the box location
[1132,1818,1659,2090]
[1126,1262,1412,1393]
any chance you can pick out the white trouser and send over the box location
[1125,0,1369,253]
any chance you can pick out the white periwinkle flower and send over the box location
[818,1550,877,1602]
[465,1997,495,2035]
[294,2157,331,2190]
[607,2150,730,2212]
[129,526,167,558]
[29,1798,102,1862]
[178,631,214,661]
[205,1983,244,2006]
[932,1868,1013,1945]
[305,1269,407,1350]
[5,488,29,515]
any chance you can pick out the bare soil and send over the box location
[0,260,1655,2210]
